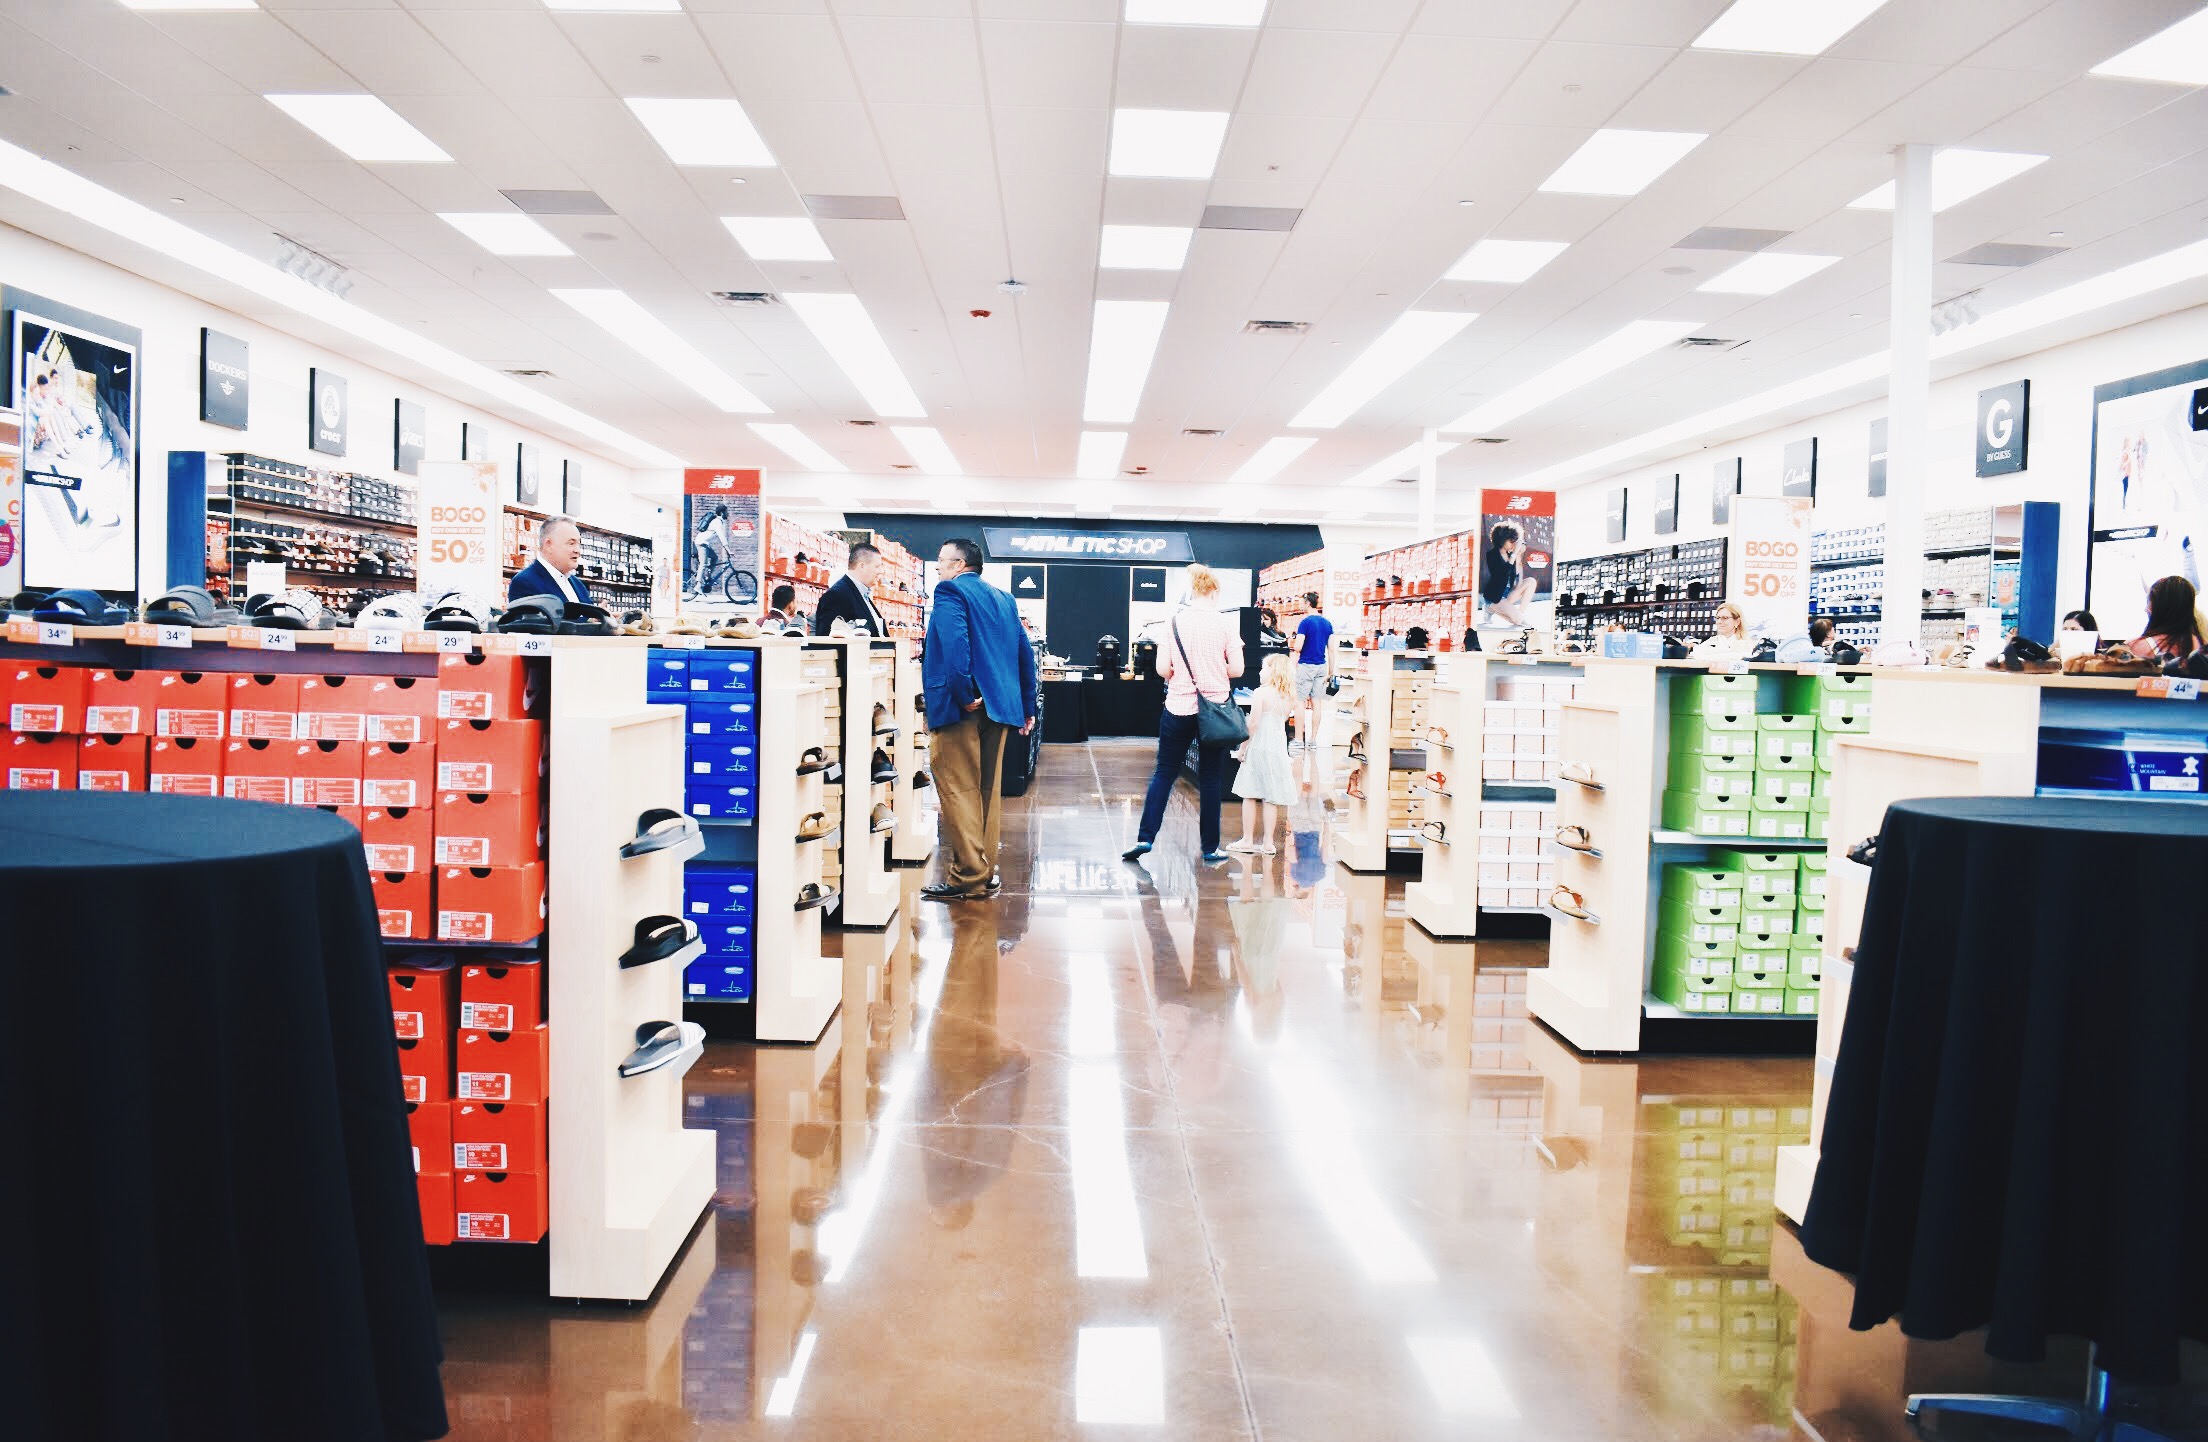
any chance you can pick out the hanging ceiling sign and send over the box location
[982,526,1194,563]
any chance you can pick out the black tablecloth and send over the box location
[1040,679,1088,743]
[1081,674,1167,737]
[1800,796,2208,1382]
[0,793,447,1441]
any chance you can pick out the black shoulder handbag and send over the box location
[1172,615,1248,747]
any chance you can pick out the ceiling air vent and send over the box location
[712,290,781,307]
[500,367,554,378]
[1182,427,1223,436]
[1200,205,1301,232]
[1243,319,1309,335]
[1470,436,1510,444]
[501,189,614,216]
[1675,336,1747,351]
[804,194,905,221]
[1674,226,1791,252]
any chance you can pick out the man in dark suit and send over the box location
[812,541,888,636]
[921,537,1037,901]
[507,515,594,606]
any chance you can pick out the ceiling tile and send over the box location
[273,9,481,95]
[1240,25,1398,118]
[1483,41,1678,127]
[556,14,730,97]
[1413,0,1573,39]
[1113,22,1260,111]
[1554,0,1730,48]
[841,16,987,106]
[694,14,863,103]
[978,19,1116,110]
[1365,34,1538,124]
[413,10,608,99]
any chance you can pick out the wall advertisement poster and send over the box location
[1733,495,1812,638]
[415,460,503,602]
[683,468,762,613]
[1476,489,1553,625]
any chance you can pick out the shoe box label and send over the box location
[458,1001,512,1032]
[455,1211,511,1243]
[155,708,225,739]
[291,777,361,808]
[438,761,489,792]
[401,1074,428,1106]
[79,769,133,792]
[439,691,496,722]
[439,909,493,943]
[365,842,417,872]
[229,710,298,741]
[224,775,290,805]
[455,1069,513,1103]
[453,1141,507,1171]
[378,908,415,939]
[435,835,492,867]
[365,714,425,744]
[11,704,63,733]
[85,706,142,735]
[393,1008,425,1042]
[363,778,419,809]
[149,774,219,797]
[299,711,366,742]
[6,767,64,790]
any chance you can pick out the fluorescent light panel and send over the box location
[891,425,959,476]
[1446,238,1569,284]
[1697,251,1840,295]
[722,216,832,262]
[1228,436,1315,486]
[1289,311,1475,429]
[1405,1337,1520,1418]
[1100,224,1194,271]
[1076,430,1128,480]
[439,212,571,257]
[1084,300,1171,423]
[1070,1063,1147,1278]
[624,97,774,167]
[1692,0,1891,55]
[1075,1329,1165,1425]
[1848,148,2046,212]
[749,422,846,472]
[1068,954,1118,1057]
[552,287,766,413]
[1444,319,1699,434]
[121,0,257,8]
[1268,1056,1434,1282]
[1540,129,1705,196]
[1125,0,1267,22]
[1109,109,1230,179]
[265,94,450,164]
[1345,439,1458,489]
[2093,7,2208,84]
[785,292,925,418]
[762,1332,818,1417]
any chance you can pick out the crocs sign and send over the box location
[416,460,504,599]
[981,527,1193,563]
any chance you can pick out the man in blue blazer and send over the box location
[922,537,1037,901]
[507,515,594,606]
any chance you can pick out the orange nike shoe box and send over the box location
[85,669,155,735]
[148,736,223,796]
[435,719,543,794]
[454,1166,546,1244]
[227,673,300,741]
[10,664,87,734]
[437,652,538,722]
[362,674,439,744]
[406,1100,452,1175]
[452,1100,544,1173]
[434,789,543,868]
[372,870,432,940]
[363,804,434,873]
[6,732,78,790]
[459,956,543,1033]
[152,671,226,739]
[296,673,372,742]
[455,1023,549,1104]
[416,1168,456,1246]
[222,737,293,804]
[437,863,545,944]
[362,740,435,811]
[78,734,147,792]
[390,958,455,1100]
[288,738,362,808]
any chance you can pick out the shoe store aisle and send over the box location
[431,740,2176,1441]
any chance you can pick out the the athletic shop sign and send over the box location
[982,527,1193,563]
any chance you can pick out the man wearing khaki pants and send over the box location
[921,538,1038,901]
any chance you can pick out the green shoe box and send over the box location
[1671,713,1758,753]
[1757,733,1817,770]
[1786,988,1821,1016]
[1749,806,1811,839]
[1787,948,1822,985]
[1821,710,1872,735]
[1756,712,1817,733]
[1798,853,1828,890]
[1733,989,1786,1015]
[1714,849,1798,874]
[1655,929,1738,976]
[1752,788,1811,814]
[1672,673,1760,715]
[1736,947,1791,978]
[1753,770,1814,802]
[1740,871,1798,902]
[1740,908,1794,937]
[1663,790,1752,835]
[1792,909,1825,943]
[1653,970,1733,1012]
[1732,967,1786,992]
[1660,896,1740,944]
[1671,752,1755,795]
[1780,674,1871,724]
[1667,863,1743,901]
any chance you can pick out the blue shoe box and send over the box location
[685,652,759,695]
[685,782,756,821]
[684,700,759,742]
[687,739,759,783]
[685,956,752,1001]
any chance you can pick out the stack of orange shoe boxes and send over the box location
[390,954,458,1246]
[453,954,548,1243]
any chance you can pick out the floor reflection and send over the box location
[433,739,2206,1441]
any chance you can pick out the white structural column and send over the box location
[1417,426,1440,536]
[1884,143,1934,647]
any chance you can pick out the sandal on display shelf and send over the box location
[619,915,704,970]
[1424,726,1451,751]
[1346,730,1368,762]
[869,803,897,835]
[795,882,841,914]
[1558,760,1605,791]
[620,807,703,861]
[618,1019,706,1078]
[1419,821,1449,848]
[1846,835,1879,867]
[1554,823,1601,858]
[1416,770,1451,799]
[796,811,840,845]
[1345,765,1366,801]
[796,746,836,777]
[1549,885,1600,924]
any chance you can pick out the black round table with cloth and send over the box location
[1800,795,2208,1384]
[0,792,447,1442]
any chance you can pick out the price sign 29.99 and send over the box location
[415,461,504,600]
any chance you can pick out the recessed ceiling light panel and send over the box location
[265,94,451,164]
[749,422,846,472]
[1692,0,1891,55]
[550,287,768,413]
[1538,129,1706,197]
[625,97,774,167]
[1076,431,1128,480]
[1124,0,1266,22]
[2091,7,2208,85]
[1226,436,1314,485]
[1696,251,1839,295]
[890,425,960,476]
[1084,300,1171,423]
[1443,319,1700,434]
[1288,311,1476,429]
[439,212,572,257]
[722,216,833,262]
[1848,148,2046,212]
[1109,109,1230,179]
[1445,238,1569,284]
[784,292,926,418]
[1099,224,1194,271]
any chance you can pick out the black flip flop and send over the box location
[794,882,840,914]
[621,807,702,860]
[796,747,835,776]
[619,915,703,969]
[618,1020,705,1078]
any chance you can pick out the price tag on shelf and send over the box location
[4,617,35,644]
[122,623,194,649]
[37,622,74,647]
[366,629,404,653]
[2136,676,2202,700]
[511,635,553,657]
[434,631,474,654]
[245,628,297,652]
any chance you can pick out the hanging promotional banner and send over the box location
[1476,489,1553,624]
[0,450,20,600]
[1733,495,1812,638]
[415,459,503,601]
[683,468,761,613]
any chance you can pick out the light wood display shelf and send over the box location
[1331,648,1436,872]
[889,646,933,866]
[830,636,903,928]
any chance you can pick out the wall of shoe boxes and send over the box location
[643,648,762,1004]
[1,652,548,945]
[1662,672,1870,841]
[1468,669,1574,910]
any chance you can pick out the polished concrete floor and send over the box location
[435,740,2202,1440]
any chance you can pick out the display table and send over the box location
[0,792,445,1442]
[1040,678,1088,742]
[1800,796,2208,1383]
[1080,672,1166,737]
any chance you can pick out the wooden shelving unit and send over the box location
[889,645,933,866]
[830,636,902,927]
[1332,648,1435,871]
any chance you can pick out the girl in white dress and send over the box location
[1228,655,1298,854]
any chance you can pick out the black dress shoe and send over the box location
[922,881,987,901]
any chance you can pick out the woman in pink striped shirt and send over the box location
[1123,564,1245,865]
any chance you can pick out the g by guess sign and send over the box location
[1976,379,2030,477]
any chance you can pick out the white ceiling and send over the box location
[0,0,2206,522]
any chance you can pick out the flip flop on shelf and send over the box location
[1554,823,1601,858]
[1549,885,1600,923]
[619,807,703,861]
[1558,760,1605,791]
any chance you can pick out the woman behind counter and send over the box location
[2132,576,2203,661]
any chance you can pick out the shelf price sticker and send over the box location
[252,628,297,652]
[4,617,35,643]
[2137,676,2202,700]
[123,622,194,648]
[37,622,74,647]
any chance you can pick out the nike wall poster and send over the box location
[7,289,140,593]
